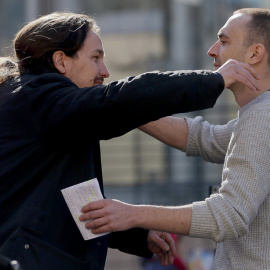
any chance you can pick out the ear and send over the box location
[52,51,68,74]
[247,43,265,65]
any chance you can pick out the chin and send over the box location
[79,82,94,88]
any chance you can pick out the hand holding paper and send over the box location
[61,178,109,240]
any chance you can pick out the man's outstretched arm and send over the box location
[79,199,192,236]
[139,116,188,150]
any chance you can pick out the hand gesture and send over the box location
[79,199,134,233]
[217,59,261,90]
[147,230,177,266]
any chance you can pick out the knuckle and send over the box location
[107,216,114,224]
[90,220,96,227]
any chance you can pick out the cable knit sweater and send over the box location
[183,91,270,270]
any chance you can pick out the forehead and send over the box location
[80,30,104,53]
[218,14,251,38]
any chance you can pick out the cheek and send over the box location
[221,46,243,62]
[219,48,232,63]
[85,60,98,74]
[80,66,98,87]
[72,61,99,88]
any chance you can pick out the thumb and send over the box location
[152,232,170,252]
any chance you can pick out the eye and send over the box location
[220,40,226,44]
[92,56,99,62]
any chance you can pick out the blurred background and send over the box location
[1,0,269,269]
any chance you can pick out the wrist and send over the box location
[130,204,142,228]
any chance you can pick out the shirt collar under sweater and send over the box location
[238,90,270,118]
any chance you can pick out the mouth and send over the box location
[94,79,104,85]
[213,63,221,70]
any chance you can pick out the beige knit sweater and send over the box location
[184,91,270,270]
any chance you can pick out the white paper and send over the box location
[61,178,109,240]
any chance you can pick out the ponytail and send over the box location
[0,57,19,84]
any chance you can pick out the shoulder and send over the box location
[22,73,76,89]
[241,92,270,114]
[19,73,80,101]
[233,92,270,138]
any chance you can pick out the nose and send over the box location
[100,62,110,78]
[208,41,219,58]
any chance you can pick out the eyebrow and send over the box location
[94,49,104,56]
[218,32,230,40]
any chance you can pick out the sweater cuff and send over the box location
[182,116,202,155]
[181,117,194,153]
[189,201,216,239]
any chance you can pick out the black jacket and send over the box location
[0,70,224,270]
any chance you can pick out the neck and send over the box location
[230,69,270,107]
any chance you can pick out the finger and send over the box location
[156,236,170,252]
[85,220,112,234]
[165,234,177,257]
[91,225,111,234]
[84,216,120,234]
[157,250,169,266]
[235,72,261,91]
[163,252,169,266]
[81,200,104,213]
[238,61,260,80]
[168,250,175,265]
[235,66,262,91]
[148,233,170,252]
[79,208,105,221]
[84,217,108,230]
[156,251,166,266]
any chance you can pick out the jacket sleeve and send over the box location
[108,228,152,258]
[26,70,224,142]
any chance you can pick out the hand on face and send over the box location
[216,59,261,90]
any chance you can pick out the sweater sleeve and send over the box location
[183,116,237,164]
[189,102,270,242]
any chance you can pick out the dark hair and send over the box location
[0,12,99,84]
[234,8,270,66]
